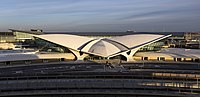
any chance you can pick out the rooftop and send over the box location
[135,48,200,59]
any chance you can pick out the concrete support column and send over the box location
[126,55,135,62]
[69,49,88,60]
[121,49,138,62]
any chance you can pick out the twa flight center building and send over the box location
[34,34,171,62]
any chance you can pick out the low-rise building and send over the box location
[0,32,15,43]
[184,32,200,49]
[165,37,186,48]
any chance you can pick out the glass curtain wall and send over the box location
[138,41,165,52]
[0,32,15,43]
[34,38,71,53]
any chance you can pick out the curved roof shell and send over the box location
[81,39,128,57]
[110,34,165,49]
[35,34,93,50]
[34,34,171,57]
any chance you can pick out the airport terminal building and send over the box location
[0,29,200,63]
[34,34,171,61]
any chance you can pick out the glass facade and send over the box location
[138,41,165,52]
[0,31,36,43]
[34,38,71,53]
[0,32,15,43]
[14,31,34,41]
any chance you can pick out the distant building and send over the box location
[165,32,200,49]
[184,32,200,49]
[184,32,200,40]
[134,48,200,62]
[0,29,44,49]
[30,29,43,32]
[9,29,43,42]
[166,37,186,48]
[0,32,15,43]
[0,32,16,49]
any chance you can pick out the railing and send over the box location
[0,78,200,97]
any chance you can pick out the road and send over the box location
[0,61,200,97]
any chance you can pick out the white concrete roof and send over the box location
[0,53,75,62]
[110,34,166,49]
[135,48,200,59]
[34,34,94,50]
[34,34,171,57]
[83,40,123,57]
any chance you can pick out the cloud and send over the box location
[0,0,200,32]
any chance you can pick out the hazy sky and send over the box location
[0,0,200,32]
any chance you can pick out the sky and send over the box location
[0,0,200,32]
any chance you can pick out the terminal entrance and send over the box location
[84,55,107,61]
[84,54,127,61]
[83,54,125,65]
[109,55,127,61]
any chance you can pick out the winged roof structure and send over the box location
[34,34,171,61]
